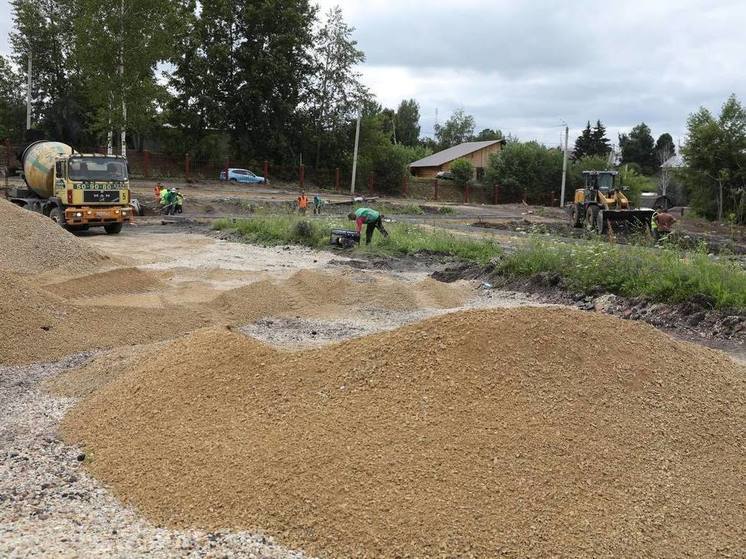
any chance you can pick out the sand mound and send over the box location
[0,198,108,275]
[62,308,746,558]
[0,269,211,365]
[44,267,165,299]
[213,270,467,322]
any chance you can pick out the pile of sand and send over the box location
[0,269,211,365]
[212,270,466,321]
[44,268,165,299]
[62,308,745,558]
[0,198,108,275]
[2,266,467,365]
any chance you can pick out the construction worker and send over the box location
[154,182,163,204]
[313,194,323,215]
[173,189,184,214]
[654,210,676,241]
[297,191,309,215]
[159,185,170,207]
[348,207,389,245]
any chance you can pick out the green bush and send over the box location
[450,159,474,187]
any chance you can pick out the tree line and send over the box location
[1,0,744,222]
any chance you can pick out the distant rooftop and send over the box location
[661,154,684,169]
[409,140,504,168]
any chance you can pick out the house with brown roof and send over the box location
[408,140,505,179]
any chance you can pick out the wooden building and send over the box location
[408,140,505,179]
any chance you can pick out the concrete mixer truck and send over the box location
[7,141,133,234]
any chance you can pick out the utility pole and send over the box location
[119,0,126,157]
[25,54,32,131]
[350,112,361,195]
[559,124,569,207]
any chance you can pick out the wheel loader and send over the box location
[570,170,654,234]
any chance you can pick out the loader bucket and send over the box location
[597,209,654,234]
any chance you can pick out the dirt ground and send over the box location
[2,180,745,557]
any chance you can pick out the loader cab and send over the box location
[583,171,617,194]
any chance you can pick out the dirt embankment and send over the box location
[62,308,746,559]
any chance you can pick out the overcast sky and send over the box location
[2,0,744,146]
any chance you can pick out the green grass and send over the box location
[213,215,501,264]
[213,215,746,311]
[498,238,746,310]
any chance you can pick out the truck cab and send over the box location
[10,141,133,235]
[53,154,132,231]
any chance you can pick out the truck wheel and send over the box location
[597,210,607,234]
[49,207,65,226]
[104,223,123,235]
[585,206,598,232]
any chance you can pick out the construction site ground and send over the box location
[2,181,745,558]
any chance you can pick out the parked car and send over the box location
[219,168,268,184]
[435,171,455,180]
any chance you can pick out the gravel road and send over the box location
[0,355,311,559]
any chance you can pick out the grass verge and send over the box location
[498,239,746,311]
[213,216,746,311]
[213,215,502,264]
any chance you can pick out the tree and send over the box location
[656,133,676,196]
[450,158,474,187]
[395,99,420,146]
[620,122,657,175]
[574,120,610,159]
[307,6,366,168]
[10,0,91,143]
[682,95,746,223]
[0,56,26,141]
[590,120,611,157]
[73,0,182,155]
[486,141,563,203]
[573,122,593,159]
[474,128,503,141]
[434,109,475,150]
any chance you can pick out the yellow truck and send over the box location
[8,140,133,234]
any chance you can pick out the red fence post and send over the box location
[464,183,470,204]
[143,150,150,178]
[335,168,340,192]
[185,153,190,180]
[402,173,409,196]
[493,183,499,205]
[264,160,269,182]
[433,178,439,201]
[299,164,305,190]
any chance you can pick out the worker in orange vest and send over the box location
[154,182,163,204]
[297,191,309,215]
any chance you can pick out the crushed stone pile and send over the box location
[212,270,466,321]
[0,269,211,366]
[2,266,466,366]
[62,308,746,559]
[44,267,166,299]
[0,198,108,275]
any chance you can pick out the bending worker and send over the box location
[653,210,676,241]
[348,207,389,245]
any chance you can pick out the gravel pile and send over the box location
[0,198,108,275]
[0,356,311,558]
[62,308,746,558]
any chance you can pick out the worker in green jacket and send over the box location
[348,207,389,245]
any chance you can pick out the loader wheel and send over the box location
[104,223,123,235]
[571,205,583,228]
[585,206,599,232]
[597,210,607,234]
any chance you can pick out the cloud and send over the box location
[320,0,746,144]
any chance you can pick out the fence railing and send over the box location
[2,144,561,206]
